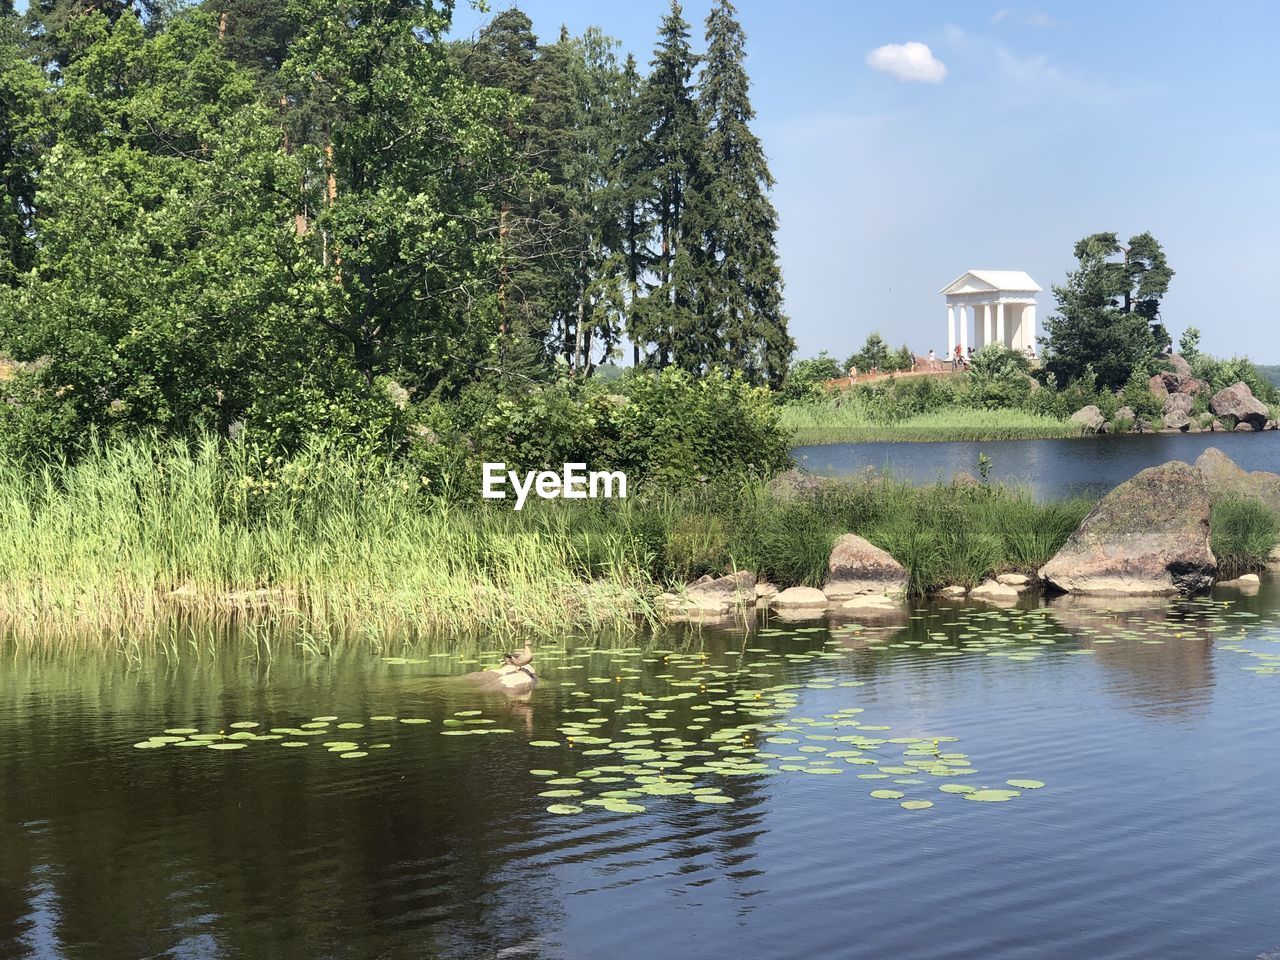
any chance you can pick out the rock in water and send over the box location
[823,534,908,600]
[771,586,828,609]
[1209,382,1269,431]
[1194,447,1280,515]
[1039,461,1216,595]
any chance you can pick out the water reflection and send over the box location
[3,590,1280,960]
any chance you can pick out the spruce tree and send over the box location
[637,0,706,371]
[698,0,792,385]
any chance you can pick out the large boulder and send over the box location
[1069,405,1106,433]
[1148,374,1169,399]
[1209,382,1269,431]
[1167,354,1193,378]
[1162,393,1194,431]
[823,534,908,600]
[1039,461,1216,595]
[1194,447,1280,515]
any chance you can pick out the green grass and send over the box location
[781,404,1087,444]
[3,436,1263,645]
[1211,498,1280,579]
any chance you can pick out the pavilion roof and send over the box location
[938,270,1042,295]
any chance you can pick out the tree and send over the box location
[634,0,707,371]
[0,10,46,286]
[280,0,510,396]
[846,333,891,373]
[1042,231,1172,390]
[696,0,792,386]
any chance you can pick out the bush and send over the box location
[778,351,843,403]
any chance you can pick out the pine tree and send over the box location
[637,0,706,371]
[698,0,792,385]
[613,53,654,368]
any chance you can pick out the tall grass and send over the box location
[1211,498,1280,579]
[0,437,1108,644]
[781,403,1085,444]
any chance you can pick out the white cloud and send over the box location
[865,42,948,84]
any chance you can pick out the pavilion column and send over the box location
[982,303,992,348]
[1025,303,1037,355]
[996,302,1006,347]
[959,304,969,355]
[947,304,956,356]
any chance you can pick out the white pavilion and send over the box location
[939,270,1041,357]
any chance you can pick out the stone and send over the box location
[1211,419,1225,432]
[1195,447,1280,515]
[767,469,832,500]
[951,470,982,488]
[970,579,1021,603]
[755,581,779,601]
[823,534,908,600]
[771,586,828,610]
[1136,419,1154,434]
[465,663,537,696]
[1069,405,1106,433]
[1234,422,1255,432]
[1209,382,1269,431]
[1269,547,1280,572]
[1113,406,1136,425]
[1268,420,1278,431]
[996,573,1031,587]
[659,592,730,618]
[1163,412,1191,432]
[1038,460,1216,596]
[1167,353,1193,377]
[687,571,756,605]
[937,585,967,598]
[1147,374,1169,399]
[1162,392,1194,418]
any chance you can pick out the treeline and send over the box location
[0,0,792,458]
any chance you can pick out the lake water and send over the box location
[794,431,1280,499]
[4,580,1280,960]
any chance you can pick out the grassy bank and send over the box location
[1,439,1271,645]
[781,404,1086,444]
[0,438,1092,642]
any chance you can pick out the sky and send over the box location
[450,1,1280,364]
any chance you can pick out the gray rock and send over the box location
[823,534,908,600]
[937,585,967,599]
[1195,447,1280,514]
[1039,460,1216,595]
[772,586,828,609]
[1148,374,1169,399]
[1070,405,1106,433]
[996,573,1031,587]
[1209,382,1269,431]
[687,571,756,605]
[970,579,1021,603]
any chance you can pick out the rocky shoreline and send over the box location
[1069,356,1277,435]
[660,447,1280,621]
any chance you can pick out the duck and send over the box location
[502,640,533,668]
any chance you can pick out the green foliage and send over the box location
[417,367,792,493]
[1211,498,1279,580]
[1188,353,1279,405]
[962,344,1031,409]
[846,332,891,373]
[778,351,842,402]
[1043,231,1171,390]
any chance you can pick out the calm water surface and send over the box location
[3,580,1280,960]
[794,431,1280,498]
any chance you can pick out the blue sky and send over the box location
[452,1,1280,363]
